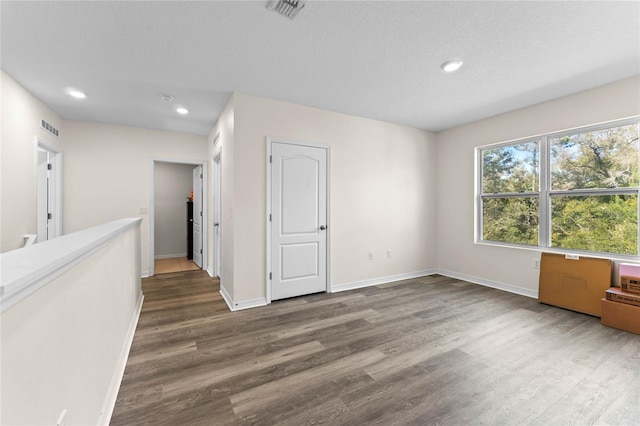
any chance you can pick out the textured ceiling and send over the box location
[1,1,639,136]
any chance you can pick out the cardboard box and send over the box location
[601,298,640,335]
[538,253,612,317]
[620,276,640,295]
[619,263,640,278]
[619,263,640,294]
[605,287,640,308]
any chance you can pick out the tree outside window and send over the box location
[479,120,639,256]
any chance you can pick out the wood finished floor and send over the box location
[154,257,200,274]
[111,271,640,426]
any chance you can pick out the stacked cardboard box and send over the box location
[601,263,640,335]
[605,287,640,307]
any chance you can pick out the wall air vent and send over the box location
[267,0,305,19]
[41,119,59,138]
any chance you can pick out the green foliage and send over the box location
[483,197,538,245]
[482,123,639,255]
[551,124,639,189]
[483,142,539,193]
[551,195,637,255]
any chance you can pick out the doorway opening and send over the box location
[149,160,207,277]
[35,139,62,243]
[154,257,200,274]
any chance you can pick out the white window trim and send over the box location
[476,116,640,261]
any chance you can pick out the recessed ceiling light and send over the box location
[441,60,463,73]
[176,107,189,115]
[65,88,87,99]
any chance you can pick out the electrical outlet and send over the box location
[139,207,148,214]
[534,260,540,269]
[368,251,374,261]
[387,249,392,258]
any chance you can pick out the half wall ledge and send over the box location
[0,218,142,312]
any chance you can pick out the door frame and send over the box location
[34,137,62,240]
[192,165,204,268]
[266,137,331,304]
[211,142,222,278]
[149,158,208,277]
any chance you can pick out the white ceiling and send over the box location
[1,1,639,136]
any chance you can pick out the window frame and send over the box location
[476,116,640,260]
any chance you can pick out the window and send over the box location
[481,141,540,246]
[478,118,639,257]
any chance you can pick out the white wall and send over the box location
[1,70,63,252]
[1,221,142,426]
[154,162,194,258]
[436,76,640,296]
[62,121,208,275]
[229,93,437,304]
[7,66,637,312]
[208,95,235,300]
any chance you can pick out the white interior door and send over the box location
[36,149,49,243]
[213,152,222,277]
[35,142,61,244]
[271,142,328,300]
[192,166,203,268]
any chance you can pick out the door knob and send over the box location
[214,223,220,227]
[320,225,327,230]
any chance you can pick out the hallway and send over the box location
[154,257,200,274]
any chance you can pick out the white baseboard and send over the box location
[218,268,536,312]
[98,292,144,426]
[331,269,437,293]
[231,297,268,311]
[437,269,538,299]
[219,285,267,311]
[141,270,150,278]
[219,285,233,311]
[154,253,187,260]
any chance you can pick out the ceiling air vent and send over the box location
[41,119,59,138]
[267,0,305,19]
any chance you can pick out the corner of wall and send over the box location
[1,71,63,253]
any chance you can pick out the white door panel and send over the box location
[36,149,49,243]
[36,144,60,244]
[193,166,203,268]
[281,157,319,234]
[271,142,327,301]
[281,242,319,280]
[213,152,222,277]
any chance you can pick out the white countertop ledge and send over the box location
[0,218,142,312]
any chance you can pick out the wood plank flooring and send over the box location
[111,271,640,426]
[154,257,200,274]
